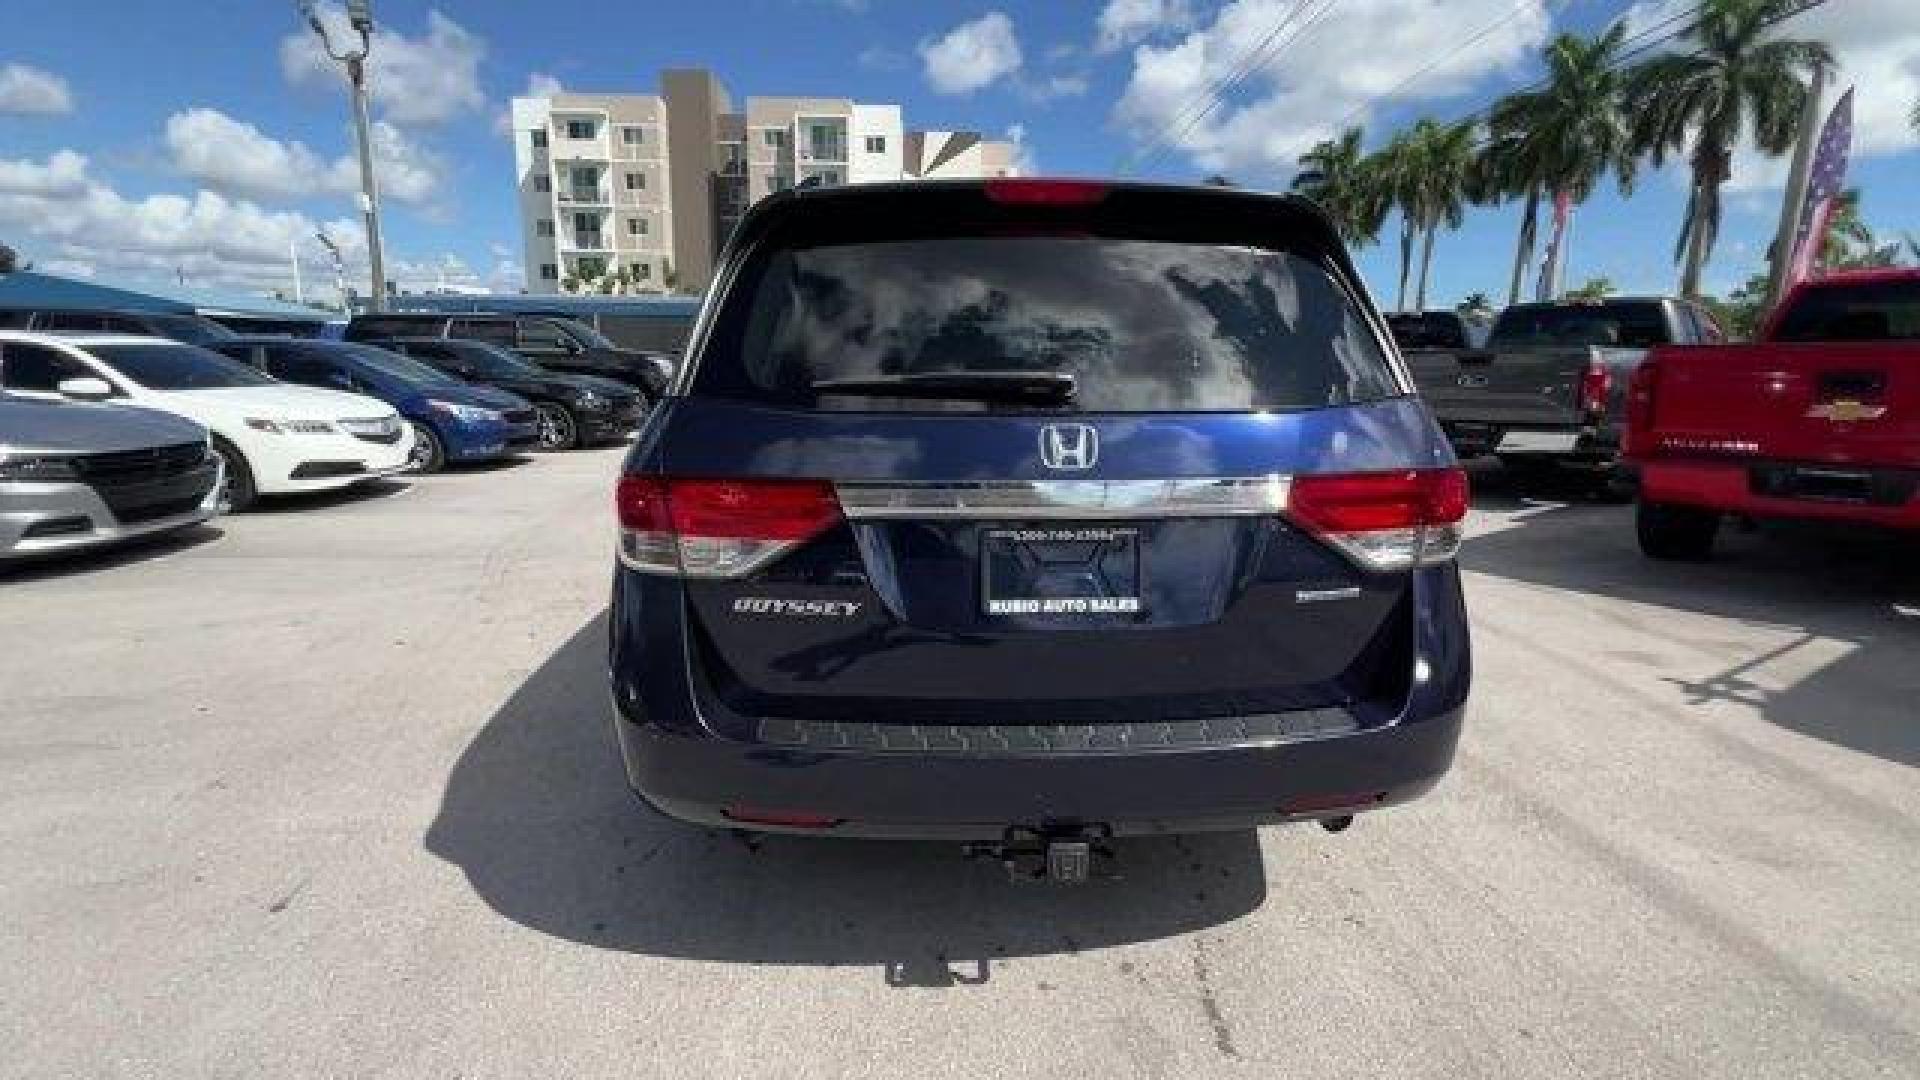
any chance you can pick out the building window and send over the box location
[767,174,789,193]
[572,212,598,233]
[530,130,548,149]
[627,217,647,236]
[624,171,646,191]
[566,120,596,139]
[536,219,554,237]
[539,263,558,281]
[635,262,652,281]
[533,175,550,193]
[621,126,644,145]
[763,129,787,148]
[816,170,842,186]
[865,135,886,154]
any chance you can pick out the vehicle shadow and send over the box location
[248,478,411,513]
[1462,470,1920,768]
[0,523,224,582]
[425,612,1268,977]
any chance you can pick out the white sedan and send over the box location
[0,332,414,511]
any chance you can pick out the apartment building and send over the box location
[511,68,1017,295]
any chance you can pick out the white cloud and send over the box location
[921,11,1024,96]
[165,108,442,207]
[1627,0,1920,194]
[1021,74,1090,102]
[1113,0,1550,179]
[1006,123,1038,175]
[1096,0,1193,54]
[40,259,96,279]
[0,63,73,115]
[280,5,486,128]
[0,149,370,292]
[525,72,564,99]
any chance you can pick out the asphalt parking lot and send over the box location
[3,451,1916,1079]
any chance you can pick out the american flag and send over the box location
[1786,86,1854,285]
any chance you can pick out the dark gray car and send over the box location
[0,394,223,559]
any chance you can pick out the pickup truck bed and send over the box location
[1627,270,1920,558]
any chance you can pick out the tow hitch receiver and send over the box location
[964,825,1115,883]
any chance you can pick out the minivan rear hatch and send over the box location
[642,181,1456,734]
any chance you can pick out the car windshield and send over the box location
[452,342,547,379]
[1488,302,1670,349]
[702,235,1399,413]
[1772,280,1920,342]
[148,314,237,343]
[340,344,461,385]
[556,318,617,350]
[90,342,276,390]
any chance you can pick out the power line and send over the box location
[1119,0,1340,176]
[1327,0,1570,136]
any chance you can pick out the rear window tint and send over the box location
[1489,302,1671,350]
[696,236,1398,413]
[1386,312,1468,349]
[1773,280,1920,342]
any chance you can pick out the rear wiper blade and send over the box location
[810,370,1076,405]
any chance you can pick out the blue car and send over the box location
[608,179,1470,878]
[208,338,537,471]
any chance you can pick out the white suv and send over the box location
[0,333,414,510]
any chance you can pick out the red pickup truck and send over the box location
[1626,268,1919,559]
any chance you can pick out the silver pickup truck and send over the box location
[1405,297,1726,484]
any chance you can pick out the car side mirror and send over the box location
[57,377,115,401]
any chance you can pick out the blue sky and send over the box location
[2,0,1915,305]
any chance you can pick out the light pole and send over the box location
[299,0,387,312]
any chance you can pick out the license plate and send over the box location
[1495,430,1579,454]
[982,527,1142,616]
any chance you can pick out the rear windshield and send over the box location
[1489,302,1671,350]
[1773,280,1920,342]
[1386,312,1469,350]
[696,236,1398,412]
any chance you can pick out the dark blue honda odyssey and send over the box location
[609,179,1469,870]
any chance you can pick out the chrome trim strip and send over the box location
[835,476,1291,520]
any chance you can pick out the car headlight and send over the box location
[426,400,501,423]
[245,417,335,434]
[0,455,78,481]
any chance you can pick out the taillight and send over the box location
[616,475,842,577]
[983,177,1110,206]
[1624,361,1659,459]
[1579,356,1613,416]
[1287,469,1469,571]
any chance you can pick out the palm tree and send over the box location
[1625,0,1831,297]
[1293,127,1387,247]
[1480,24,1639,305]
[1820,189,1903,270]
[1411,119,1478,311]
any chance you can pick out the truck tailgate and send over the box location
[1410,347,1593,428]
[1646,342,1920,467]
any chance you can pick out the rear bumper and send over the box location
[613,705,1462,839]
[1441,420,1619,463]
[1640,459,1920,530]
[608,564,1470,839]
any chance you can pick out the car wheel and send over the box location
[212,435,257,513]
[1637,501,1719,560]
[407,421,446,473]
[534,403,580,451]
[1589,461,1637,504]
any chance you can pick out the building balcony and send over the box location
[563,234,613,252]
[557,189,611,205]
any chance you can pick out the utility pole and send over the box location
[1767,62,1827,308]
[289,237,305,305]
[299,0,387,312]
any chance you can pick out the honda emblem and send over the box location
[1038,423,1098,471]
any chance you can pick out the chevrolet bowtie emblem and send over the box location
[1807,399,1886,423]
